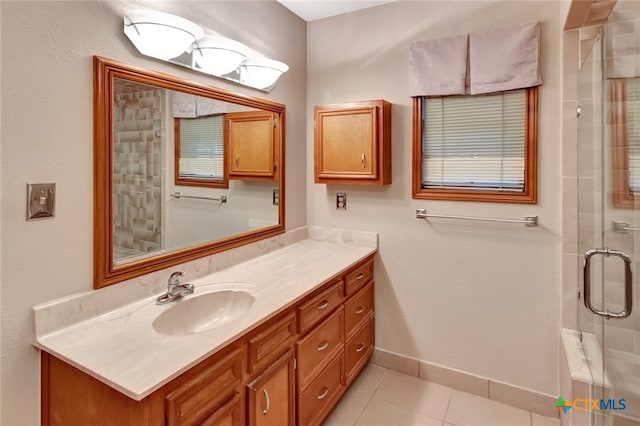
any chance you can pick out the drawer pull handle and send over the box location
[235,155,240,166]
[355,306,365,314]
[317,341,329,351]
[317,387,330,400]
[262,388,270,415]
[356,273,365,280]
[317,300,329,310]
[356,343,367,353]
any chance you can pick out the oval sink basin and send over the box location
[152,290,255,336]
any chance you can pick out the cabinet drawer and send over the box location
[247,312,296,374]
[298,279,344,334]
[200,392,243,426]
[298,352,345,426]
[344,281,374,339]
[296,306,344,391]
[345,319,375,385]
[166,348,244,426]
[344,258,373,296]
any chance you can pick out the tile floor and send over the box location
[323,364,561,426]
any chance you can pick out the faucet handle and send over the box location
[168,271,186,285]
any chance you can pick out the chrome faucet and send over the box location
[156,271,194,305]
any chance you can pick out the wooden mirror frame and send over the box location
[94,56,285,288]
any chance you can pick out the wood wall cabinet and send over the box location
[314,100,391,185]
[41,255,375,426]
[226,111,278,181]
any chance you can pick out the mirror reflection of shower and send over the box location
[112,80,163,262]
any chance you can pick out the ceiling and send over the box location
[276,0,396,22]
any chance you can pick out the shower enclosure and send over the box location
[577,2,640,425]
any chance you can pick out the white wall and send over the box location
[0,2,306,424]
[165,181,279,248]
[307,1,564,395]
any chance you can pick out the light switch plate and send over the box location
[27,183,56,220]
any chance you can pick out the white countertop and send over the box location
[33,230,376,401]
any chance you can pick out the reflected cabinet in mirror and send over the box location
[94,56,285,288]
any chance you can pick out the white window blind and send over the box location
[178,115,224,179]
[627,78,640,193]
[422,89,526,191]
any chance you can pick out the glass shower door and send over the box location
[578,4,640,424]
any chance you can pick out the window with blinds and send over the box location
[626,78,640,193]
[178,115,224,180]
[412,87,537,203]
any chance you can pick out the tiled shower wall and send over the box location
[113,89,163,258]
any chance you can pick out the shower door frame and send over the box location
[577,19,640,426]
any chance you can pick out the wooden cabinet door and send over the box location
[314,100,391,185]
[226,111,276,180]
[247,349,295,426]
[315,106,377,179]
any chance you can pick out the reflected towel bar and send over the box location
[416,209,537,227]
[612,220,640,233]
[170,192,227,203]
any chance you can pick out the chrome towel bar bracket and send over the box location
[415,209,538,227]
[612,220,640,233]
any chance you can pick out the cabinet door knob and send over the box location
[262,388,270,415]
[317,386,330,400]
[317,340,329,351]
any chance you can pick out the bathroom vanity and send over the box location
[34,230,376,426]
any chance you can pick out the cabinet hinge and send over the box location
[577,288,582,301]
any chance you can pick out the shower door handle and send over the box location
[583,248,633,319]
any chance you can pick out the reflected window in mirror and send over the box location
[612,77,640,208]
[175,114,229,188]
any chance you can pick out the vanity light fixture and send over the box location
[124,11,204,60]
[240,58,290,90]
[192,36,249,76]
[123,10,289,91]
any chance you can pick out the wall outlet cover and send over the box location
[336,192,347,210]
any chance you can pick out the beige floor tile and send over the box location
[375,370,452,420]
[355,397,444,426]
[445,389,531,426]
[532,413,561,426]
[323,388,371,426]
[349,363,388,399]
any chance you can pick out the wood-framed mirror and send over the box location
[94,56,285,288]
